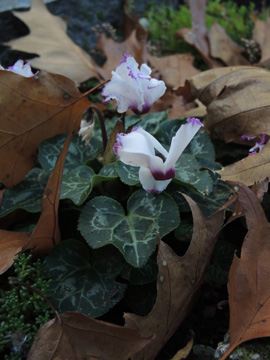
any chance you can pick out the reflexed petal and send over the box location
[139,167,172,193]
[165,119,203,170]
[8,60,34,78]
[134,127,168,159]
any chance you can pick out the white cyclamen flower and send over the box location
[114,118,204,193]
[102,54,166,115]
[78,119,95,146]
[0,60,35,77]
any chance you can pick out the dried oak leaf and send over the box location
[22,133,72,255]
[176,66,270,142]
[125,194,224,360]
[216,142,270,186]
[175,0,222,69]
[0,70,99,188]
[28,311,152,360]
[0,230,30,275]
[5,0,99,84]
[208,23,250,66]
[252,17,270,67]
[219,182,270,360]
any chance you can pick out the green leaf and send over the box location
[99,163,118,177]
[125,111,169,133]
[38,134,102,172]
[170,179,231,217]
[116,161,140,186]
[78,189,180,267]
[174,153,213,193]
[0,168,48,217]
[60,166,95,205]
[45,240,126,318]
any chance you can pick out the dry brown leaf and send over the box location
[0,230,30,275]
[217,141,270,185]
[175,0,222,69]
[170,332,194,360]
[219,182,270,359]
[28,311,152,360]
[22,133,72,255]
[125,194,224,360]
[148,53,200,89]
[96,30,147,80]
[6,0,99,84]
[150,89,197,119]
[208,23,250,66]
[0,70,101,188]
[253,17,270,66]
[176,66,270,142]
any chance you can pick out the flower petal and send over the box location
[139,167,172,193]
[165,118,203,171]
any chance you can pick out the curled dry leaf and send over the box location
[0,70,100,188]
[28,311,152,360]
[0,230,31,275]
[217,142,270,185]
[125,194,224,360]
[5,0,99,84]
[176,66,270,142]
[208,23,250,66]
[22,133,72,255]
[219,182,270,360]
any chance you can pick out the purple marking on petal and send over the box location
[131,127,141,132]
[147,83,158,89]
[186,118,204,127]
[131,104,151,115]
[248,151,257,156]
[152,168,175,181]
[241,135,256,141]
[117,54,132,67]
[146,188,162,194]
[258,134,266,146]
[113,142,121,157]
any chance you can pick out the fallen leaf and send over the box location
[176,66,270,142]
[22,133,72,255]
[175,0,221,69]
[217,141,270,186]
[96,30,147,80]
[221,179,269,224]
[123,0,148,43]
[28,311,152,360]
[0,69,102,188]
[208,22,250,66]
[170,331,194,360]
[150,90,197,120]
[148,53,200,89]
[219,182,270,360]
[253,17,270,66]
[5,0,99,84]
[125,194,224,360]
[0,230,30,275]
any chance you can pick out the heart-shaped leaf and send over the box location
[78,190,180,267]
[45,240,126,318]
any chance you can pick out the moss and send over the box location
[0,253,53,359]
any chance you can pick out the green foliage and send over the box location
[0,253,53,359]
[145,0,255,58]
